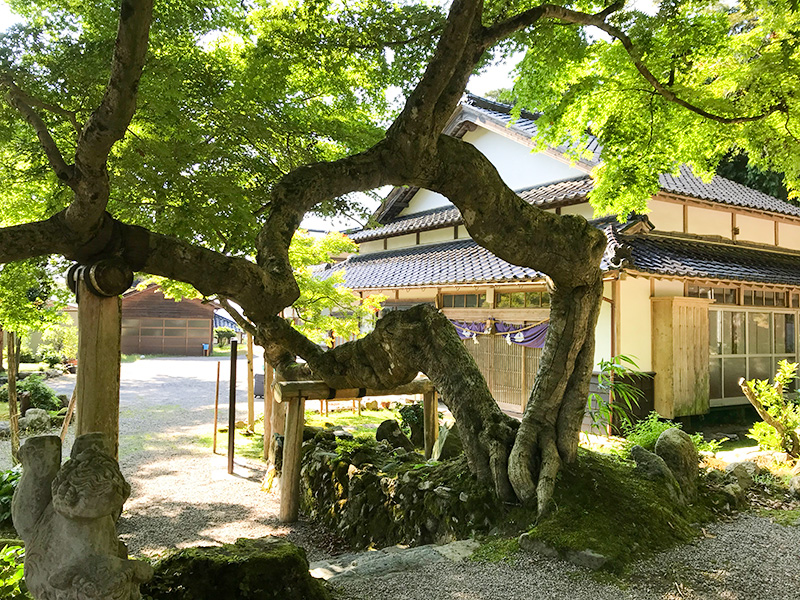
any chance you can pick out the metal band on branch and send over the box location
[67,258,134,297]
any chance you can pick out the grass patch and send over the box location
[758,507,800,526]
[471,537,520,563]
[203,418,266,462]
[305,408,399,437]
[120,353,175,363]
[17,362,48,373]
[519,449,713,573]
[0,405,7,421]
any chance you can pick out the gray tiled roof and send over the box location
[658,165,800,218]
[329,215,624,289]
[605,227,800,286]
[331,214,800,289]
[350,176,593,242]
[319,239,545,288]
[517,175,593,206]
[349,206,461,243]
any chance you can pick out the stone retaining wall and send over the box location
[300,434,500,549]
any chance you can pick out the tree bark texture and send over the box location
[0,0,630,512]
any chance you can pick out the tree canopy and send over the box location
[2,0,800,514]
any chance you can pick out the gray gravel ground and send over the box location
[2,355,329,559]
[331,514,800,600]
[5,359,800,598]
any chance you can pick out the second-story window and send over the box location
[495,291,550,308]
[743,290,787,307]
[687,285,738,305]
[442,293,488,308]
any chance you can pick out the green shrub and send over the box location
[743,360,800,456]
[0,375,62,412]
[16,347,37,364]
[624,412,718,454]
[38,323,78,363]
[624,412,674,452]
[0,468,21,525]
[214,327,237,347]
[587,355,648,433]
[0,545,29,599]
[748,420,785,452]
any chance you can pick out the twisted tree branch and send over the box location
[0,75,76,186]
[68,0,153,230]
[482,1,783,125]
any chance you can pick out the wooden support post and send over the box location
[60,388,77,442]
[423,389,439,459]
[7,332,19,465]
[246,334,254,430]
[263,361,273,460]
[280,396,306,523]
[268,375,286,466]
[228,340,238,475]
[75,280,122,458]
[212,361,220,454]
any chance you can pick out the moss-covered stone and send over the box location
[141,537,330,600]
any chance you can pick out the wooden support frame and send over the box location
[273,376,437,523]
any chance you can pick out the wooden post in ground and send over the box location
[246,334,254,430]
[212,361,220,453]
[228,340,238,475]
[7,332,19,465]
[60,388,77,442]
[423,389,439,459]
[75,280,122,458]
[263,361,273,460]
[279,396,306,522]
[268,371,286,467]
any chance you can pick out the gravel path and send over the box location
[332,514,800,600]
[2,355,328,559]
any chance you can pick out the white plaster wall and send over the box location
[618,276,653,371]
[457,225,469,239]
[687,206,732,238]
[778,222,800,251]
[419,228,456,245]
[593,281,614,366]
[737,214,775,245]
[648,200,684,233]
[462,128,585,190]
[399,127,585,218]
[357,240,384,255]
[397,289,437,301]
[403,188,452,214]
[386,234,417,250]
[560,204,595,219]
[653,279,684,297]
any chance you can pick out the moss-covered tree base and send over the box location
[515,449,716,573]
[141,537,330,600]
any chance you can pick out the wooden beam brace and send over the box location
[273,377,434,403]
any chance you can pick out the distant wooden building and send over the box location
[121,285,214,356]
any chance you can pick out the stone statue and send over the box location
[12,433,153,600]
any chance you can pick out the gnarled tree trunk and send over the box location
[0,0,631,515]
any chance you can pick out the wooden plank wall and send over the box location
[651,297,711,418]
[465,336,541,414]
